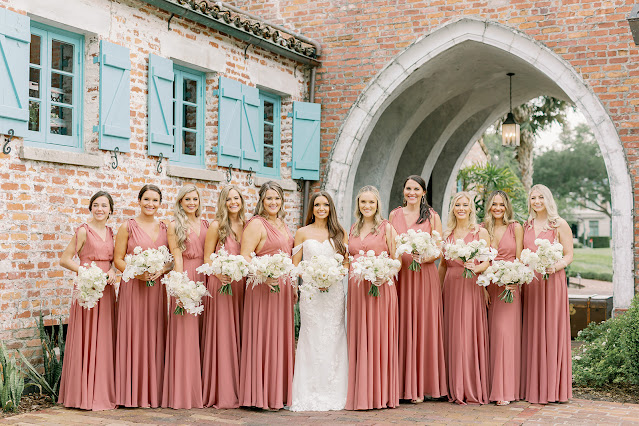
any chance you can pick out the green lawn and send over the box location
[568,247,613,282]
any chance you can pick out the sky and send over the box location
[534,108,588,153]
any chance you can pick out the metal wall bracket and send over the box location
[168,13,175,31]
[111,147,120,169]
[226,164,233,183]
[244,42,252,59]
[2,129,14,155]
[247,167,254,185]
[156,152,164,173]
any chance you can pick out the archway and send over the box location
[323,18,634,310]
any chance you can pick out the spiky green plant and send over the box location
[0,342,25,412]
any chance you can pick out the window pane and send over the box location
[50,105,73,136]
[263,145,273,168]
[264,122,273,146]
[183,131,196,156]
[29,68,40,99]
[51,39,74,73]
[264,100,274,123]
[30,34,41,65]
[183,78,197,104]
[50,72,73,105]
[29,101,40,131]
[183,105,197,129]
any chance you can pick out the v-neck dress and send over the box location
[115,219,168,408]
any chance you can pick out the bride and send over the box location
[289,191,349,412]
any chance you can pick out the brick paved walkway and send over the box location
[3,399,639,425]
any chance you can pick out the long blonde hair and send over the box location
[174,184,201,252]
[527,184,560,229]
[444,191,477,239]
[352,185,384,237]
[216,185,246,244]
[483,190,516,240]
[254,181,286,219]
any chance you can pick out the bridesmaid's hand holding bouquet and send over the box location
[161,271,210,315]
[477,260,534,303]
[196,245,249,295]
[351,250,401,297]
[247,252,294,293]
[395,229,442,271]
[122,245,173,286]
[444,239,497,278]
[75,262,108,309]
[520,239,563,280]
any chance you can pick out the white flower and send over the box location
[520,240,564,276]
[75,262,108,309]
[196,245,249,282]
[395,229,442,260]
[246,252,294,289]
[161,271,210,315]
[293,253,348,297]
[122,245,173,282]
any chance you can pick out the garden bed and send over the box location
[0,393,54,419]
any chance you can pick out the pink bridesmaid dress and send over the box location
[201,233,245,408]
[390,208,447,401]
[115,219,168,408]
[346,220,399,410]
[58,224,117,411]
[161,220,208,409]
[239,216,295,410]
[486,223,521,403]
[442,230,489,405]
[521,221,572,404]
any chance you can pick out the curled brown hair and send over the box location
[305,191,347,257]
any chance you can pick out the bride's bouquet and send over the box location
[477,260,534,303]
[351,250,401,297]
[444,239,497,278]
[520,239,564,280]
[161,271,210,315]
[395,229,442,271]
[74,262,108,309]
[247,252,294,293]
[293,253,348,296]
[196,245,249,295]
[122,245,173,286]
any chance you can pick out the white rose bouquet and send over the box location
[395,229,442,271]
[196,245,249,295]
[477,260,534,303]
[293,253,348,297]
[122,245,173,287]
[75,262,108,309]
[247,252,294,293]
[520,239,564,280]
[444,238,497,278]
[351,250,401,297]
[161,270,210,315]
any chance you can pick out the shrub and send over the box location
[0,342,25,412]
[567,270,613,282]
[588,236,610,248]
[621,298,639,384]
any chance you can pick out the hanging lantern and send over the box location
[502,73,520,147]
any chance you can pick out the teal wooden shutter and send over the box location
[217,76,242,168]
[0,9,29,136]
[147,54,174,158]
[291,101,321,180]
[240,84,260,171]
[97,41,130,152]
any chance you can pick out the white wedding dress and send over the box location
[288,239,348,412]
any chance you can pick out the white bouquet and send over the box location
[196,245,249,295]
[293,253,348,296]
[75,262,108,309]
[351,250,401,297]
[395,229,442,271]
[477,260,534,303]
[161,271,210,315]
[444,238,497,278]
[247,252,294,293]
[122,245,173,287]
[520,238,564,280]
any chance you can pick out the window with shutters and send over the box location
[172,66,205,166]
[27,23,83,148]
[259,91,280,177]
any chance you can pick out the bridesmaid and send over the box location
[438,191,490,405]
[162,184,207,409]
[482,190,524,406]
[521,184,573,404]
[114,184,172,408]
[389,175,447,403]
[58,191,118,411]
[239,181,295,410]
[201,185,246,408]
[346,185,400,410]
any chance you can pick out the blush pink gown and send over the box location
[115,219,168,408]
[161,220,208,409]
[486,223,521,403]
[390,208,447,401]
[239,216,295,410]
[346,220,399,410]
[521,221,572,404]
[201,233,245,408]
[58,224,117,411]
[442,230,489,405]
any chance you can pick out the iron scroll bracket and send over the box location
[168,13,175,31]
[226,164,233,183]
[2,129,14,155]
[110,147,119,169]
[247,167,254,185]
[156,152,164,174]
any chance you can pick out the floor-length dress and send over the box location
[59,224,117,411]
[115,219,168,408]
[202,234,245,408]
[390,208,447,401]
[521,221,572,404]
[442,230,489,405]
[162,220,208,409]
[289,239,348,411]
[239,216,295,410]
[346,221,399,410]
[487,223,521,403]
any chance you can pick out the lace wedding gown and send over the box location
[289,239,348,411]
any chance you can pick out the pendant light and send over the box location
[502,72,520,147]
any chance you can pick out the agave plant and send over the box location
[0,342,25,412]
